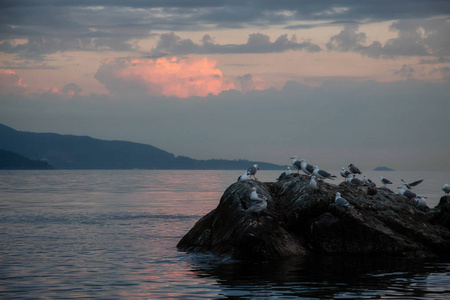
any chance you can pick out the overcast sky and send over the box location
[1,1,449,170]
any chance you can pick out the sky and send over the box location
[0,1,449,170]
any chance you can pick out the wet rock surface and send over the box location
[177,175,450,260]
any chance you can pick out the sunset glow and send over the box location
[95,57,237,98]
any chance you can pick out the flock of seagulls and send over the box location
[238,157,450,215]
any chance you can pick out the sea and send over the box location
[0,169,449,299]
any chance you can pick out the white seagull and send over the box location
[363,176,372,185]
[277,167,291,180]
[348,163,362,175]
[340,167,351,178]
[380,176,393,187]
[312,166,336,180]
[290,156,302,173]
[414,195,428,208]
[442,184,450,195]
[335,192,350,207]
[300,159,314,176]
[238,171,249,181]
[347,174,363,187]
[309,175,319,191]
[397,185,417,200]
[248,187,268,217]
[247,164,259,180]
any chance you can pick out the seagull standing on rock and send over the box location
[300,159,314,176]
[348,163,362,175]
[363,176,372,185]
[309,175,319,192]
[442,184,450,195]
[248,187,268,219]
[312,166,336,180]
[380,176,393,187]
[290,156,302,173]
[414,196,428,208]
[397,185,417,201]
[340,167,351,179]
[247,164,259,180]
[347,174,363,187]
[238,171,249,181]
[277,167,291,180]
[335,192,350,207]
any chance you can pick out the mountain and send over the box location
[0,124,283,170]
[0,148,54,170]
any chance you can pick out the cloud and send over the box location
[326,24,366,52]
[327,17,450,59]
[151,32,321,56]
[1,2,447,62]
[0,69,27,95]
[395,65,415,78]
[95,56,236,98]
[235,74,273,92]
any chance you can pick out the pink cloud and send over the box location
[95,56,237,98]
[0,69,28,96]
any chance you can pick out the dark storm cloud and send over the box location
[0,1,448,62]
[151,32,321,56]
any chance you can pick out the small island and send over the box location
[373,166,395,171]
[178,174,450,260]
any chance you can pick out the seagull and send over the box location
[335,192,350,207]
[250,186,267,201]
[348,163,362,175]
[309,175,319,192]
[290,156,302,173]
[380,176,393,187]
[414,195,428,208]
[300,159,315,176]
[277,167,291,180]
[442,184,450,195]
[312,166,336,180]
[248,187,268,218]
[347,174,363,187]
[238,171,249,181]
[363,176,372,185]
[397,185,417,200]
[340,167,351,179]
[247,164,259,180]
[401,178,424,189]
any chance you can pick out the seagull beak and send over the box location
[396,187,400,189]
[257,167,260,170]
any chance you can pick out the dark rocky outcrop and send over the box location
[177,175,450,260]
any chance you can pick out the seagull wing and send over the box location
[409,179,423,187]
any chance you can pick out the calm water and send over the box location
[0,170,449,299]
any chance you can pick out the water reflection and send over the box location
[186,254,450,299]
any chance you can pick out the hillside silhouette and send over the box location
[0,124,282,170]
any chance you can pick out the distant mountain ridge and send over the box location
[0,124,283,170]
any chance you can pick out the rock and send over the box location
[177,177,450,260]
